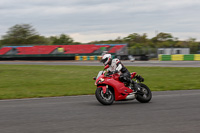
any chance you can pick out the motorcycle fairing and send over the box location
[97,75,133,101]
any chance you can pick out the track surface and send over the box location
[0,90,200,133]
[0,60,200,67]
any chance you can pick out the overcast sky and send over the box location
[0,0,200,43]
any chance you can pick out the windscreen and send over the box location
[96,71,104,80]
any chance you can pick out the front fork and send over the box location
[98,85,109,94]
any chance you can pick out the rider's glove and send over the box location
[114,70,119,74]
[106,71,112,76]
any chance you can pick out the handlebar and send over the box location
[105,71,119,78]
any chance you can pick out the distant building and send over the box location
[157,48,190,55]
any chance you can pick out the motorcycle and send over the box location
[93,65,152,105]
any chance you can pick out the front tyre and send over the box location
[95,87,114,105]
[136,83,152,103]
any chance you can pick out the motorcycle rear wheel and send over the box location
[95,87,114,105]
[136,83,152,103]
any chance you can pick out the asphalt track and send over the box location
[0,60,200,67]
[0,90,200,133]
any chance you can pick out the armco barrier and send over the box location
[82,56,87,61]
[159,55,171,61]
[90,56,94,60]
[97,56,102,60]
[159,54,200,61]
[75,56,80,60]
[184,54,194,61]
[75,55,115,61]
[194,54,200,61]
[75,56,102,61]
[171,55,184,61]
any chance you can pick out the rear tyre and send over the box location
[95,87,114,105]
[136,83,152,103]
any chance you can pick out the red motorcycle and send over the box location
[93,65,152,105]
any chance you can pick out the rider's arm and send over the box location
[115,62,122,73]
[106,67,113,75]
[107,70,113,75]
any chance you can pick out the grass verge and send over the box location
[0,64,200,99]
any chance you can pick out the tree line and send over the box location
[0,24,199,54]
[0,24,81,46]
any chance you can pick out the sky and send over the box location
[0,0,200,43]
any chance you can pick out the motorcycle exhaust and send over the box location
[125,93,136,100]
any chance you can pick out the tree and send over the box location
[1,24,47,45]
[186,38,199,54]
[152,32,175,47]
[123,33,148,48]
[51,34,74,45]
[156,32,173,41]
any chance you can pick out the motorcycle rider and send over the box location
[101,54,140,92]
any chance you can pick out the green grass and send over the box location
[0,64,200,99]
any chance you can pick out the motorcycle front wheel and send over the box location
[136,83,152,103]
[95,87,114,105]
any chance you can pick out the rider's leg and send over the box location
[129,79,141,92]
[120,72,141,92]
[119,72,131,86]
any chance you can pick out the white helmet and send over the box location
[101,54,112,65]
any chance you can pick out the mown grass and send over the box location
[0,64,200,99]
